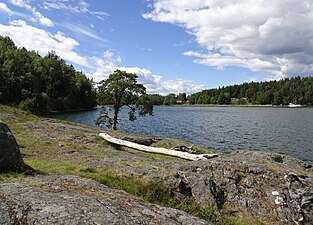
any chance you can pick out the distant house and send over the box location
[231,97,248,101]
[176,100,184,104]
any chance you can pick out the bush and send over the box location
[19,98,35,112]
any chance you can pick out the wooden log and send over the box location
[99,133,219,161]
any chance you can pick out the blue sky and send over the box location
[1,0,313,94]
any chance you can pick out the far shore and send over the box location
[163,104,313,108]
[166,104,274,108]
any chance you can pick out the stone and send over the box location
[0,175,212,225]
[0,121,24,172]
[161,151,313,224]
[285,173,313,224]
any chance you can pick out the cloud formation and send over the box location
[61,23,111,44]
[7,0,54,26]
[0,20,88,67]
[144,0,313,79]
[42,0,108,20]
[88,65,203,95]
[0,3,13,15]
[103,49,122,64]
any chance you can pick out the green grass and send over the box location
[25,159,80,174]
[219,215,266,225]
[0,172,24,182]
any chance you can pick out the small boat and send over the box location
[288,103,302,108]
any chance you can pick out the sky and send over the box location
[0,0,313,95]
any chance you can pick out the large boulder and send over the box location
[0,121,24,172]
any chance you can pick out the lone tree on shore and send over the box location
[95,70,153,130]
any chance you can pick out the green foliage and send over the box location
[163,93,177,105]
[189,77,313,106]
[0,36,96,114]
[96,70,153,130]
[217,93,231,104]
[144,94,165,105]
[177,92,187,103]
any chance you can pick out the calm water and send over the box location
[52,106,313,164]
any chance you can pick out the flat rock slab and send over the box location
[0,175,211,225]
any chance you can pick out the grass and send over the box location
[0,172,24,182]
[219,216,266,225]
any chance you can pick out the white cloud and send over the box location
[61,23,110,43]
[88,64,203,95]
[103,50,122,64]
[7,0,54,27]
[144,0,313,79]
[42,0,109,20]
[8,0,30,9]
[85,52,203,94]
[0,20,89,67]
[0,2,13,15]
[31,9,54,27]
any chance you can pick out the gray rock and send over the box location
[161,151,313,224]
[285,173,313,224]
[0,121,24,172]
[0,175,211,225]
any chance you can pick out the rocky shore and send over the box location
[0,105,312,224]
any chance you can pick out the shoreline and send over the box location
[162,104,312,108]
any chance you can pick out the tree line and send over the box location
[145,77,313,106]
[0,36,96,114]
[188,77,313,105]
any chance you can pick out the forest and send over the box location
[187,77,313,105]
[0,36,96,114]
[147,77,313,106]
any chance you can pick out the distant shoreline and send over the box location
[161,104,312,108]
[49,107,97,115]
[163,104,274,108]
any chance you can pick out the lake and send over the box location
[52,106,313,164]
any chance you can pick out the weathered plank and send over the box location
[99,133,219,161]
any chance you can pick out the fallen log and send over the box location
[99,133,219,161]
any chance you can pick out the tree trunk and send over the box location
[99,133,219,161]
[112,107,119,130]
